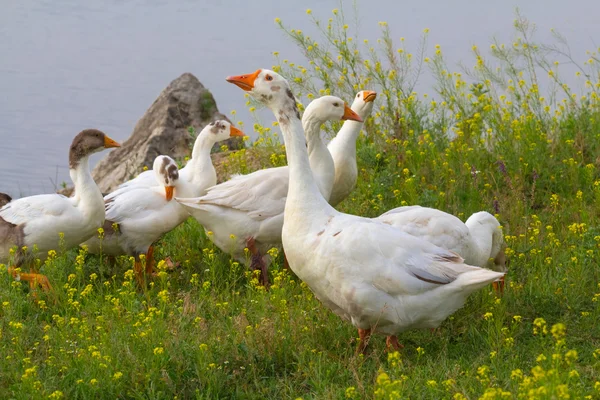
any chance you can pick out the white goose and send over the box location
[226,69,504,352]
[0,129,120,290]
[116,120,244,193]
[82,156,186,283]
[95,121,242,271]
[176,95,362,285]
[376,207,507,291]
[327,90,377,207]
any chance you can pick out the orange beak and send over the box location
[104,135,121,148]
[363,90,377,103]
[226,69,261,91]
[229,126,245,137]
[165,186,175,201]
[342,103,363,122]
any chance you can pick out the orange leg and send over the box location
[356,328,372,354]
[386,335,404,352]
[247,237,269,287]
[8,267,53,291]
[145,245,155,275]
[492,276,505,295]
[133,258,145,286]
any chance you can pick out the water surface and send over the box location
[1,0,598,197]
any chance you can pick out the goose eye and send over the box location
[265,74,273,81]
[333,102,339,107]
[357,94,361,98]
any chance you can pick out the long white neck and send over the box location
[70,155,103,215]
[277,106,331,215]
[327,119,363,162]
[186,133,216,184]
[303,114,335,201]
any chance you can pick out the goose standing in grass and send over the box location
[82,156,186,284]
[0,193,12,207]
[97,121,243,272]
[226,69,504,352]
[176,95,362,285]
[0,129,120,290]
[376,208,507,292]
[327,90,377,207]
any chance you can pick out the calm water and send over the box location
[1,0,599,197]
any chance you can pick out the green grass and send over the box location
[2,7,600,399]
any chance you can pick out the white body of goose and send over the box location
[176,96,362,283]
[0,129,120,289]
[226,69,504,350]
[327,90,376,207]
[376,207,506,272]
[83,156,184,257]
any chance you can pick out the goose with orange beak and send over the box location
[177,87,362,286]
[219,69,504,354]
[84,121,242,282]
[82,156,184,284]
[1,129,120,291]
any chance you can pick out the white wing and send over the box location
[115,169,156,190]
[105,168,163,203]
[321,216,477,291]
[0,194,73,226]
[186,166,289,220]
[105,186,168,224]
[375,206,469,254]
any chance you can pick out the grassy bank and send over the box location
[2,8,600,399]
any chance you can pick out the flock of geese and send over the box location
[0,69,507,352]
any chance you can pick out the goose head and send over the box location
[351,90,377,120]
[304,95,363,123]
[204,120,245,143]
[69,129,121,169]
[226,69,293,110]
[466,211,506,271]
[153,155,179,201]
